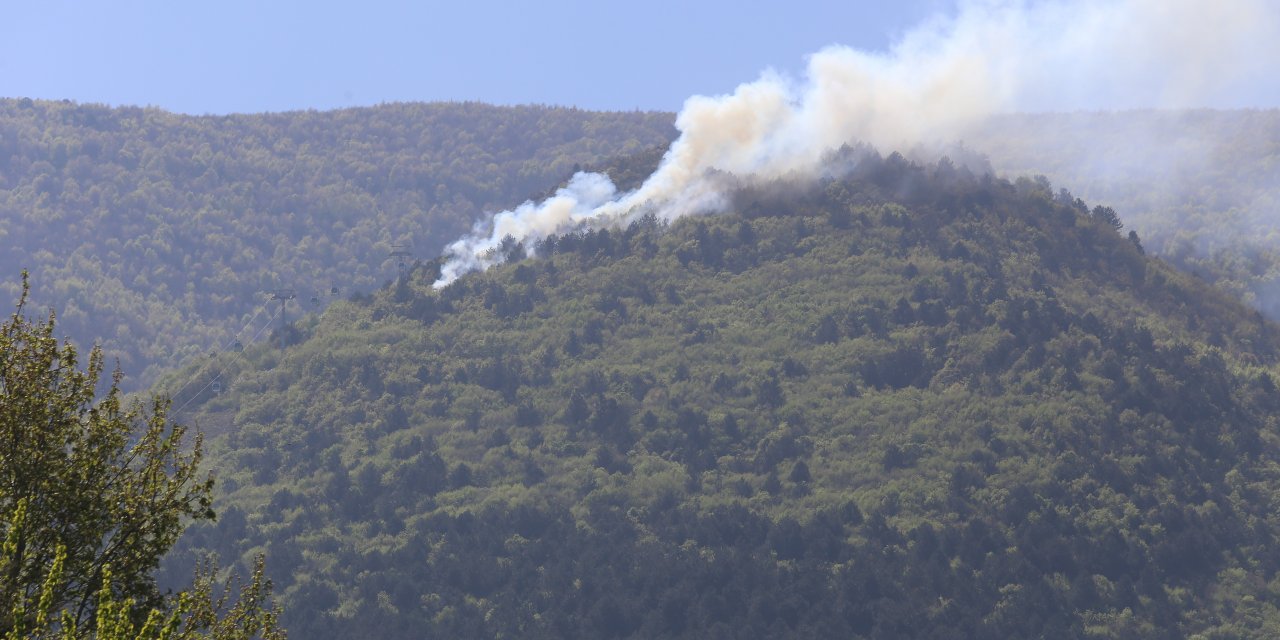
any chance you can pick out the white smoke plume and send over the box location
[434,0,1280,287]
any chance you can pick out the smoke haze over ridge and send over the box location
[435,0,1280,286]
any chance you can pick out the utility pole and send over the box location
[268,289,296,346]
[389,243,413,279]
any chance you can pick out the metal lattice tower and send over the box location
[389,243,413,279]
[267,289,296,345]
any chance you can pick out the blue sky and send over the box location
[1,0,951,114]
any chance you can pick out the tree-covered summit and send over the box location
[165,148,1280,638]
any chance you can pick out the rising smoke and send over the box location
[434,0,1280,287]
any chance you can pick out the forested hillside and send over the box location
[0,99,673,388]
[3,102,1275,392]
[168,148,1280,638]
[973,110,1280,317]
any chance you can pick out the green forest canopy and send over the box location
[167,149,1280,638]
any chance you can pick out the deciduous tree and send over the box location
[0,273,281,638]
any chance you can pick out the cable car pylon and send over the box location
[267,289,296,346]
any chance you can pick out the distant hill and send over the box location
[0,99,674,388]
[168,149,1280,638]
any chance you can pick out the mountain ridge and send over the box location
[0,99,674,388]
[4,100,1278,394]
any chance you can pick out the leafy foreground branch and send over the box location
[0,273,283,639]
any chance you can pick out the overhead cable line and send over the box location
[167,303,270,405]
[171,303,282,416]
